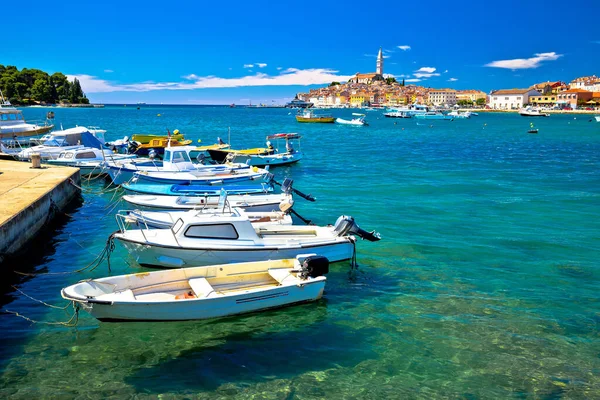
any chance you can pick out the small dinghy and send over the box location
[61,255,329,322]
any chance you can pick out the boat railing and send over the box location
[116,211,152,242]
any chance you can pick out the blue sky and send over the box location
[3,0,599,104]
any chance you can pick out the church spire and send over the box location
[376,47,384,75]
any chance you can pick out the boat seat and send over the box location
[189,278,216,298]
[268,268,294,285]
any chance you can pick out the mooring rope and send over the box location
[13,231,118,277]
[11,286,71,310]
[4,303,80,327]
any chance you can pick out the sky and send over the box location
[3,0,599,104]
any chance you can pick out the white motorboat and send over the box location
[131,166,268,186]
[61,255,329,322]
[121,207,293,230]
[227,133,304,167]
[336,113,368,126]
[447,111,471,119]
[122,192,293,212]
[105,146,250,185]
[383,111,411,118]
[114,210,380,268]
[3,126,106,160]
[46,148,136,176]
[414,112,451,120]
[594,116,600,122]
[519,107,550,117]
[0,91,54,139]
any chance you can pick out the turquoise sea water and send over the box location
[1,106,599,399]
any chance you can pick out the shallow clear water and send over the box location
[1,107,599,398]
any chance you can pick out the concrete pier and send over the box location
[0,160,81,262]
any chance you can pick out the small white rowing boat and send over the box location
[61,255,329,321]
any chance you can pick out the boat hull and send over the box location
[122,182,272,196]
[0,125,54,139]
[295,116,335,123]
[122,194,286,211]
[117,237,354,268]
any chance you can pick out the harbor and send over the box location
[0,104,599,397]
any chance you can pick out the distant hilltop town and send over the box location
[293,48,600,111]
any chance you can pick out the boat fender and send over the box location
[299,255,329,279]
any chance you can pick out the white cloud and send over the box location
[277,67,282,70]
[413,67,440,78]
[104,69,114,73]
[256,63,267,68]
[592,40,600,44]
[68,68,355,93]
[485,52,562,70]
[405,78,421,82]
[448,78,458,82]
[243,64,254,68]
[397,45,411,51]
[444,70,448,73]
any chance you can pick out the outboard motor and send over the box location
[299,255,329,279]
[281,178,293,194]
[333,215,381,242]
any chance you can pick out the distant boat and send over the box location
[519,107,550,117]
[295,110,335,123]
[414,112,452,120]
[383,111,411,118]
[336,113,368,126]
[528,122,538,134]
[285,98,314,108]
[595,116,600,122]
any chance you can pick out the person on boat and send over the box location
[217,137,226,145]
[286,142,294,154]
[266,141,275,154]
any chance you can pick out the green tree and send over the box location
[385,77,397,85]
[69,78,84,103]
[476,97,486,107]
[31,78,53,103]
[401,79,405,86]
[329,81,340,87]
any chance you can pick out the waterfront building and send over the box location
[531,81,566,95]
[488,88,541,110]
[350,92,369,107]
[556,89,593,109]
[456,90,487,104]
[428,89,457,106]
[569,76,600,92]
[529,94,557,107]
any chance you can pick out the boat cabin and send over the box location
[265,133,302,155]
[162,148,196,171]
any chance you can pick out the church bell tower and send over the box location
[376,47,384,75]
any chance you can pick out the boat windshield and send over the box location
[172,218,184,234]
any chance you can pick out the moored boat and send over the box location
[295,110,335,123]
[122,181,273,196]
[122,192,292,212]
[0,91,54,139]
[594,116,600,122]
[336,113,368,126]
[519,107,550,117]
[414,112,452,120]
[61,255,329,321]
[226,133,303,167]
[113,211,380,268]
